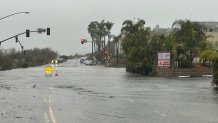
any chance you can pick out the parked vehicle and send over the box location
[80,59,85,64]
[83,60,96,66]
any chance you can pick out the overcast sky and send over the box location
[0,0,217,55]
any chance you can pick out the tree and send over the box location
[121,19,159,75]
[88,20,114,63]
[88,21,99,53]
[121,19,145,35]
[172,19,207,67]
[105,21,113,55]
[113,35,121,64]
[88,21,97,57]
[200,50,218,86]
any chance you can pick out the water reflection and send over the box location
[212,87,218,94]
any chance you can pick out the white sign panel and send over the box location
[158,52,171,68]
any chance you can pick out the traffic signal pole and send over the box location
[0,28,50,45]
[91,37,94,60]
[81,38,94,60]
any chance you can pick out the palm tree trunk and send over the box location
[91,37,94,60]
[108,36,110,55]
[116,42,119,64]
[104,36,106,50]
[98,36,102,53]
[94,42,96,52]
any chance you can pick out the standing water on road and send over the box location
[0,59,218,123]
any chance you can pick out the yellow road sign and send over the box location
[44,66,53,75]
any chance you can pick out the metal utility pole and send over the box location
[0,12,29,21]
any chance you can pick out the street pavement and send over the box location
[0,59,218,123]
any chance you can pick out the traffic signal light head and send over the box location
[47,28,50,35]
[81,39,85,44]
[26,30,30,37]
[104,51,108,60]
[104,51,107,55]
[15,36,18,43]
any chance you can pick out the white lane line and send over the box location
[129,100,134,103]
[49,96,51,104]
[49,106,58,123]
[44,98,47,103]
[43,112,50,123]
[49,87,53,90]
[160,114,168,117]
[154,111,168,117]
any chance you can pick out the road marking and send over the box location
[154,111,168,117]
[43,112,50,123]
[160,114,168,117]
[44,98,47,103]
[129,100,134,103]
[49,106,58,123]
[49,96,52,104]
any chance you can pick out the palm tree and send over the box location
[88,20,114,63]
[105,21,113,55]
[121,19,146,35]
[113,35,121,64]
[88,21,103,53]
[121,20,134,35]
[97,20,107,51]
[172,19,207,66]
[88,21,98,58]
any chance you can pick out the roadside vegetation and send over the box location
[87,20,113,63]
[87,19,218,85]
[200,50,218,86]
[120,19,212,75]
[0,48,57,70]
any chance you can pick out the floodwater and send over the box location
[0,59,218,123]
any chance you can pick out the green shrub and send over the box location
[178,59,193,68]
[1,64,12,70]
[126,63,153,75]
[213,59,218,85]
[22,62,29,68]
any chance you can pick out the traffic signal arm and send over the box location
[81,39,88,44]
[81,39,90,44]
[0,29,51,44]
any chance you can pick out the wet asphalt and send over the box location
[0,59,218,123]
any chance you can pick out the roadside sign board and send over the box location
[158,52,171,68]
[44,66,53,75]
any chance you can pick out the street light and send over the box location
[0,12,30,21]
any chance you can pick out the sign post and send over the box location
[158,52,171,68]
[44,66,53,76]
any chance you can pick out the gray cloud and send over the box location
[0,0,218,55]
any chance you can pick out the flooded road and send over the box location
[0,59,218,123]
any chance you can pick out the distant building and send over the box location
[197,22,218,32]
[206,32,218,44]
[197,21,218,45]
[152,25,171,35]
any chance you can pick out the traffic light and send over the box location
[81,39,85,44]
[26,30,30,37]
[104,51,108,55]
[47,28,50,35]
[15,36,18,43]
[104,51,108,60]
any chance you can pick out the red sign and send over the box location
[158,52,171,68]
